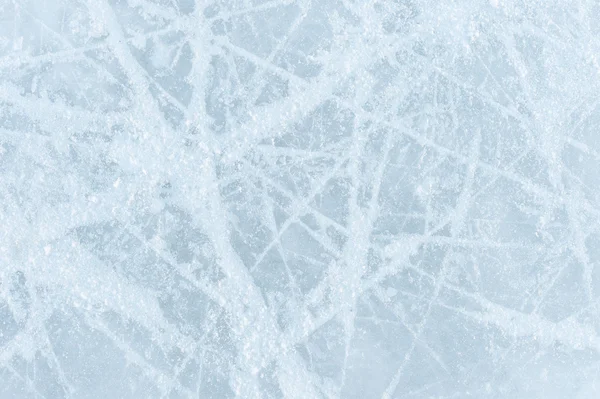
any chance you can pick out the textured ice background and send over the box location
[1,0,600,398]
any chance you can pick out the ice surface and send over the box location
[1,0,600,398]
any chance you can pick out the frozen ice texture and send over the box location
[1,0,600,398]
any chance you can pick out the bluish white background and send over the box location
[1,0,600,398]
